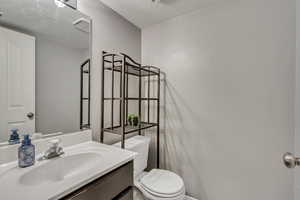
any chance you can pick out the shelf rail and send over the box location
[80,59,91,129]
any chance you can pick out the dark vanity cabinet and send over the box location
[60,161,133,200]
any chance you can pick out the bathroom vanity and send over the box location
[0,141,136,200]
[61,161,133,200]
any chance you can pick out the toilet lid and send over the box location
[140,169,184,197]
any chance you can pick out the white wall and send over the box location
[77,0,141,141]
[142,0,295,199]
[36,36,87,134]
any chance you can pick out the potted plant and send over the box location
[128,114,139,126]
[128,114,134,126]
[132,115,139,126]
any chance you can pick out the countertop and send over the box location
[0,141,136,200]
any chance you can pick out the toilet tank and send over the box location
[114,136,151,176]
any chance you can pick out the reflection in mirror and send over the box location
[0,0,91,144]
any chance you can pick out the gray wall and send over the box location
[36,36,87,134]
[77,0,141,141]
[142,0,295,199]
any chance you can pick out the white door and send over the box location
[0,26,35,142]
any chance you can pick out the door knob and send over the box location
[283,152,300,168]
[27,112,34,119]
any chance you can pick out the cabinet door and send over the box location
[113,187,133,200]
[62,161,133,200]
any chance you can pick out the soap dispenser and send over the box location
[8,128,20,145]
[18,134,35,168]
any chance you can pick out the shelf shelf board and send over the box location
[104,97,158,101]
[104,122,158,135]
[104,64,159,77]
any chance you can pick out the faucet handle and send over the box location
[48,139,61,147]
[42,139,64,160]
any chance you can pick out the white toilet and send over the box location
[114,136,186,200]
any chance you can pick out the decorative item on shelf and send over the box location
[128,114,134,126]
[128,114,139,126]
[133,115,139,126]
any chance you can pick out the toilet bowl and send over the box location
[135,169,185,200]
[114,136,186,200]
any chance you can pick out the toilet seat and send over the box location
[135,169,185,200]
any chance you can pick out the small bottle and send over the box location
[8,128,20,145]
[18,134,35,168]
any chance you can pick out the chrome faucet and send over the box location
[43,139,64,159]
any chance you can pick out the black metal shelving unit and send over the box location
[80,59,91,129]
[100,51,161,168]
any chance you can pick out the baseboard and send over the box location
[185,195,198,200]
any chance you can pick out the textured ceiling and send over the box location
[0,0,90,49]
[99,0,221,28]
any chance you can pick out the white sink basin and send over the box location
[20,152,102,186]
[0,141,136,200]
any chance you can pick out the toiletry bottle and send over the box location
[8,128,20,145]
[18,134,35,168]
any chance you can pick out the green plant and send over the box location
[132,115,139,126]
[128,114,139,126]
[128,114,135,126]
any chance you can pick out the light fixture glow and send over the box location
[54,0,65,8]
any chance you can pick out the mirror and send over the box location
[0,0,91,144]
